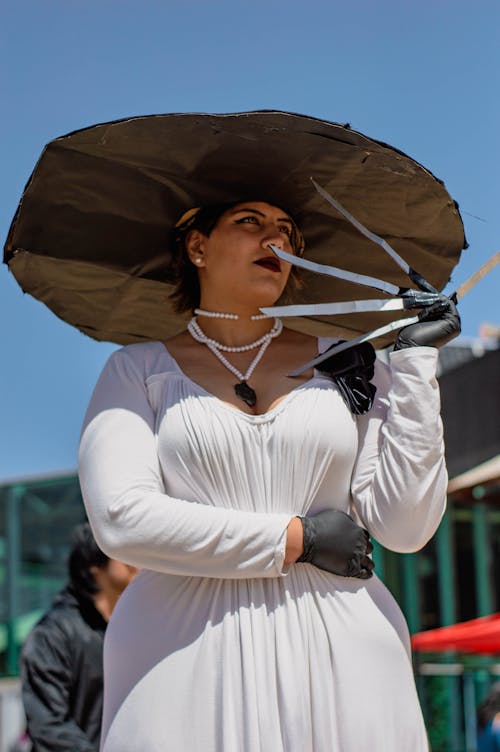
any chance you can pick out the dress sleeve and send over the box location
[350,346,447,553]
[78,348,292,579]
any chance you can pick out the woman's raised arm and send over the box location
[350,347,447,553]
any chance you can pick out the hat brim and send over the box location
[4,110,466,345]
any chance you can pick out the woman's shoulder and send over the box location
[105,340,176,379]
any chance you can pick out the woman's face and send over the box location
[186,201,297,311]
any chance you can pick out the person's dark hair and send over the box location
[477,682,500,732]
[68,522,109,597]
[170,201,304,314]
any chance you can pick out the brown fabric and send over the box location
[4,111,467,345]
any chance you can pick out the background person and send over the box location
[20,522,137,752]
[477,683,500,752]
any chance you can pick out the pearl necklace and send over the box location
[194,308,269,321]
[187,316,283,407]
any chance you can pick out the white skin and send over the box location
[90,560,138,621]
[166,201,316,563]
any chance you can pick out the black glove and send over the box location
[297,508,374,579]
[316,341,377,415]
[394,295,461,350]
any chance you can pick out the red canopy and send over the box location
[411,614,500,655]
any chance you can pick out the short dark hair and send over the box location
[169,202,304,314]
[68,522,109,597]
[477,682,500,732]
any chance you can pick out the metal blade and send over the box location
[289,315,419,376]
[268,244,400,296]
[261,298,406,318]
[311,178,412,274]
[310,179,437,293]
[262,290,441,319]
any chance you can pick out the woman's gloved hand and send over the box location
[297,509,374,579]
[394,295,461,350]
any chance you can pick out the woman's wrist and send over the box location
[284,516,304,565]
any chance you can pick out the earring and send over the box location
[195,258,202,265]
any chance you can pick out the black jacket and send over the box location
[20,586,107,752]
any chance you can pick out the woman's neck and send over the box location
[193,304,275,347]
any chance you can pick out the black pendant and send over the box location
[234,380,257,407]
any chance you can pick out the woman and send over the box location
[78,196,459,751]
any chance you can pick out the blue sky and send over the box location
[1,0,499,479]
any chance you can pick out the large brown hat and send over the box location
[4,111,466,345]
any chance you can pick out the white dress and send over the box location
[78,338,447,752]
